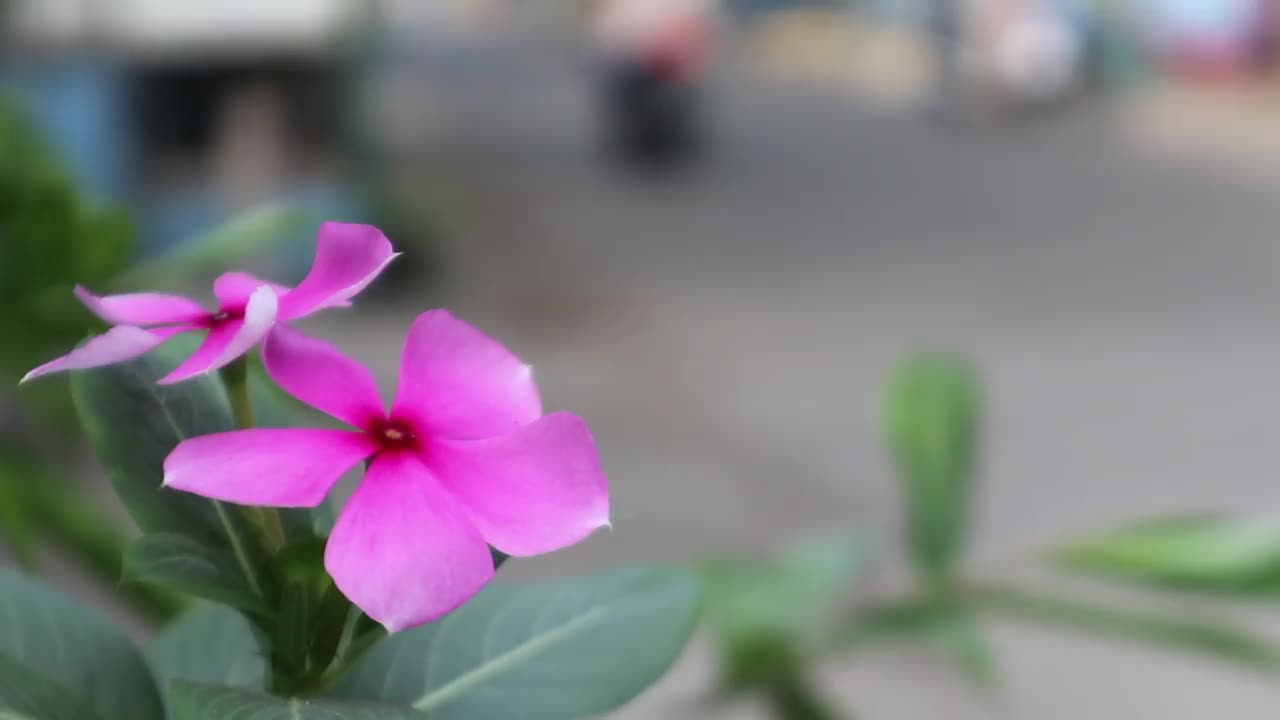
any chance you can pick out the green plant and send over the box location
[700,350,1280,718]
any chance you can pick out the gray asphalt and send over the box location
[316,32,1280,720]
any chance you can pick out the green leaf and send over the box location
[0,654,107,720]
[0,448,184,621]
[0,454,39,569]
[123,533,271,616]
[701,535,862,647]
[170,682,425,720]
[1052,515,1280,595]
[928,611,997,687]
[334,566,702,719]
[699,536,860,689]
[0,569,165,720]
[832,600,996,686]
[882,352,981,583]
[148,605,266,699]
[971,585,1280,673]
[72,338,270,604]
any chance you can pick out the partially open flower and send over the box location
[162,311,611,631]
[22,222,397,385]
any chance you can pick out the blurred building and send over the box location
[2,0,371,266]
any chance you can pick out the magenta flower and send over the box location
[21,222,397,385]
[162,311,611,631]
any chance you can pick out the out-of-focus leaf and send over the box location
[171,683,425,720]
[929,611,998,687]
[71,337,271,607]
[124,534,271,616]
[121,205,307,286]
[701,535,862,646]
[334,566,702,720]
[0,444,184,621]
[762,676,840,720]
[971,585,1280,673]
[0,654,107,720]
[0,569,165,720]
[1052,515,1280,595]
[0,99,132,431]
[148,605,266,704]
[700,535,861,688]
[0,453,38,568]
[882,352,980,584]
[832,599,997,686]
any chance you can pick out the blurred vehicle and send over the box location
[587,0,716,161]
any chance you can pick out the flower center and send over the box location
[374,418,418,451]
[204,309,245,328]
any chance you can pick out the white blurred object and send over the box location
[11,0,359,55]
[591,0,717,56]
[991,3,1082,100]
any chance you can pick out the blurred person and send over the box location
[585,0,717,161]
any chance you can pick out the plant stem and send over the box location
[222,357,256,429]
[220,358,285,553]
[967,584,1280,673]
[764,676,841,720]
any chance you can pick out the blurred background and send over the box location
[6,0,1280,718]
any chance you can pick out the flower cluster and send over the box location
[26,223,610,631]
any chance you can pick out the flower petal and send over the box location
[163,429,377,506]
[277,222,397,321]
[159,286,278,385]
[392,310,541,440]
[213,272,292,311]
[20,325,191,383]
[263,325,385,429]
[326,451,494,632]
[426,412,610,557]
[75,286,208,325]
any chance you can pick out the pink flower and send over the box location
[161,311,611,631]
[21,222,397,385]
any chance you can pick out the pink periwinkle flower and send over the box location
[162,311,611,631]
[22,222,397,385]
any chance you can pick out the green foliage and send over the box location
[171,683,426,720]
[148,605,267,701]
[1052,515,1280,595]
[334,566,702,719]
[833,598,997,685]
[700,535,860,689]
[0,569,165,720]
[971,585,1280,673]
[74,347,359,694]
[123,533,272,617]
[0,99,131,423]
[71,339,271,601]
[0,654,108,720]
[882,352,980,585]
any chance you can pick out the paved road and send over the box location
[320,31,1280,719]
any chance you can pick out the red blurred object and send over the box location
[644,15,713,83]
